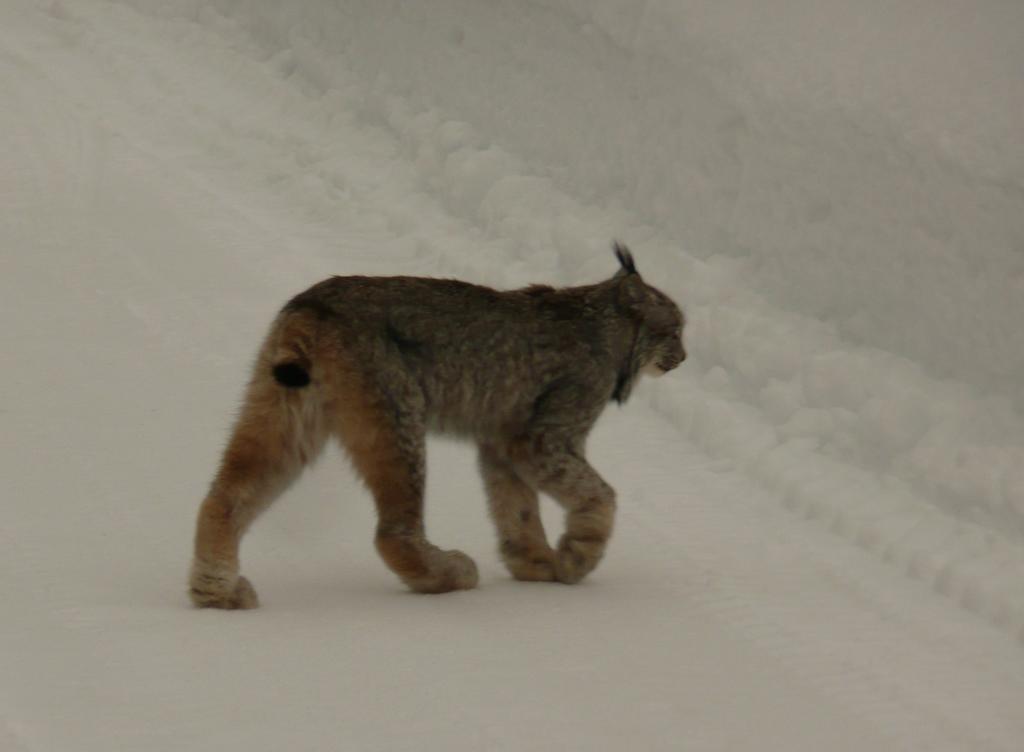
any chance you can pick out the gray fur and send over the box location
[284,252,686,438]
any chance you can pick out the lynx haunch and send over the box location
[190,243,686,608]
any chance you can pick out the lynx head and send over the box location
[610,242,687,402]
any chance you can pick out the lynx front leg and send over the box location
[335,390,477,594]
[512,440,616,585]
[478,444,557,582]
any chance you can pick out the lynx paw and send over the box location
[500,541,557,582]
[189,561,260,610]
[553,536,604,585]
[409,549,479,594]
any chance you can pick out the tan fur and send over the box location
[479,444,557,581]
[190,315,330,609]
[190,312,477,608]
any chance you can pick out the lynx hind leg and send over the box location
[333,377,477,594]
[478,445,557,582]
[513,441,616,585]
[190,363,327,609]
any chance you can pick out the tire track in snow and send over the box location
[603,409,1024,751]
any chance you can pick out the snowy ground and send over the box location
[2,1,1023,750]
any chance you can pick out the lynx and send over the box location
[189,243,686,608]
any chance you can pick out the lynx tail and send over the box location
[272,361,310,387]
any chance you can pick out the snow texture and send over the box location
[2,1,1023,750]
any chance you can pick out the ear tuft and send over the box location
[613,241,638,275]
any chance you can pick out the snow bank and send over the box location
[143,5,1023,529]
[191,0,1024,398]
[107,0,1024,630]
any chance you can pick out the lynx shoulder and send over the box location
[189,243,686,608]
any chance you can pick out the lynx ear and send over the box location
[613,241,644,310]
[613,241,638,275]
[617,269,647,312]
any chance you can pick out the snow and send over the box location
[2,1,1023,750]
